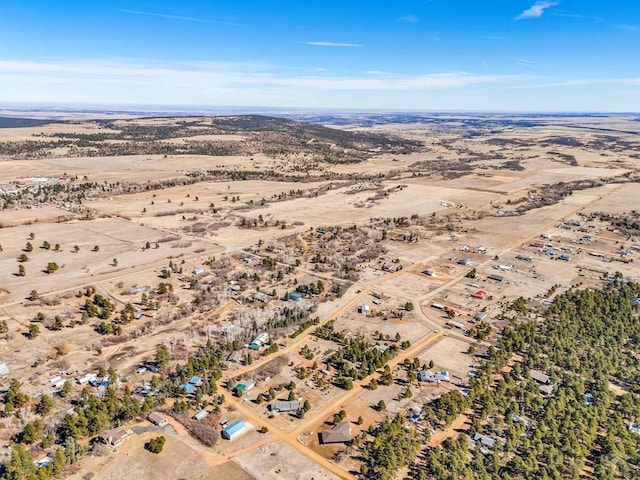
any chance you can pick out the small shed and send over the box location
[189,376,201,385]
[357,304,370,314]
[474,311,487,321]
[487,274,504,282]
[222,420,250,440]
[34,456,52,469]
[0,363,10,377]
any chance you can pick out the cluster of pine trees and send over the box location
[413,283,640,479]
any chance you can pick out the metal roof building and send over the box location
[193,409,209,421]
[288,292,303,301]
[269,400,301,413]
[221,420,250,440]
[473,433,496,449]
[234,379,256,393]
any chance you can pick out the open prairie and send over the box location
[1,113,639,480]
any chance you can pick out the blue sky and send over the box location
[0,1,639,111]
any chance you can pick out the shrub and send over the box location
[145,436,166,454]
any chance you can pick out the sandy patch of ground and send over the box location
[417,336,474,382]
[233,440,340,480]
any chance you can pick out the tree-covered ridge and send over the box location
[415,283,640,480]
[0,115,422,162]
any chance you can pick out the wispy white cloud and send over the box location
[515,1,557,20]
[516,59,537,67]
[4,58,637,110]
[397,15,419,24]
[0,58,524,101]
[120,9,237,26]
[550,78,640,87]
[511,77,640,89]
[552,12,597,20]
[306,41,362,48]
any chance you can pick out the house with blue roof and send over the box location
[180,383,195,394]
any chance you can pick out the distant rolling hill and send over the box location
[0,116,53,128]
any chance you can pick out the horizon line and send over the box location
[0,102,638,116]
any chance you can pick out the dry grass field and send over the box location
[1,113,639,479]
